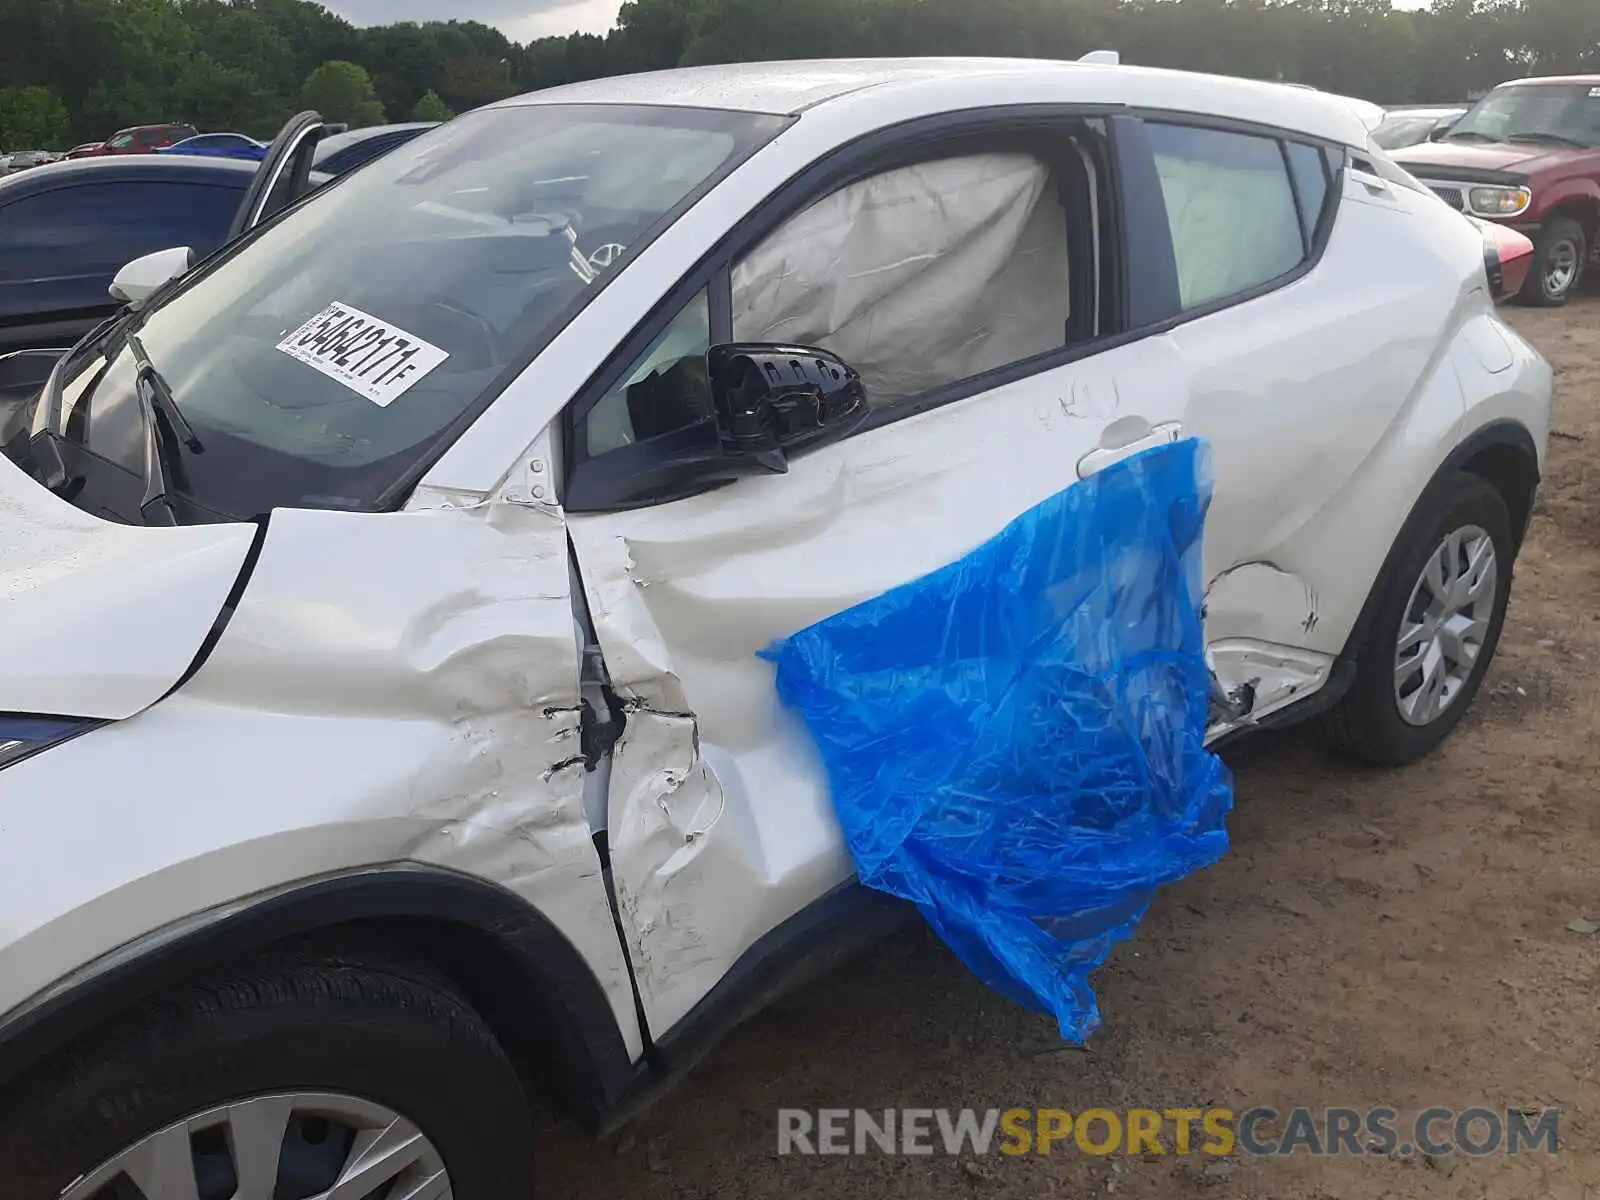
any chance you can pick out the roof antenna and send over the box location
[1078,49,1120,65]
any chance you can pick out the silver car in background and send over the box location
[1372,104,1468,149]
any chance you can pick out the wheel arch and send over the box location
[1543,196,1600,247]
[0,866,638,1132]
[1340,418,1540,663]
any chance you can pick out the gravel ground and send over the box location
[541,295,1600,1199]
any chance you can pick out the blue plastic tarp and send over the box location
[761,437,1234,1041]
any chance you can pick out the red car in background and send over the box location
[66,123,198,158]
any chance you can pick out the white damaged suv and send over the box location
[0,58,1551,1198]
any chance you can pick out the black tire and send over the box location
[0,935,539,1199]
[1516,215,1587,307]
[1322,470,1514,766]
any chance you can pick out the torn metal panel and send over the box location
[164,498,644,1056]
[1205,640,1335,739]
[602,705,752,1023]
[1201,562,1326,735]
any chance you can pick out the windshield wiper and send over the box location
[127,333,203,454]
[42,266,196,440]
[127,332,203,525]
[1445,130,1496,142]
[1506,132,1590,149]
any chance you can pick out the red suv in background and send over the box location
[1394,74,1600,306]
[67,123,199,159]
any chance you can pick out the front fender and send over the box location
[0,688,642,1083]
[1537,175,1600,221]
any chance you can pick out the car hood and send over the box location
[1393,139,1592,175]
[0,453,258,721]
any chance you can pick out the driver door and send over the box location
[563,118,1191,1039]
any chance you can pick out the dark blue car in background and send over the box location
[0,156,263,355]
[159,132,268,162]
[0,115,442,357]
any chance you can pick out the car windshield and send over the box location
[50,102,784,518]
[1445,84,1600,148]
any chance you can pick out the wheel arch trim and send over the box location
[0,864,637,1124]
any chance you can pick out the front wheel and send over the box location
[0,936,539,1199]
[1516,215,1587,307]
[1322,471,1514,766]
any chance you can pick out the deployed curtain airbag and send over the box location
[732,153,1071,407]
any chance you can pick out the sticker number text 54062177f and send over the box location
[275,301,450,407]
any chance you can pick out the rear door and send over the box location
[563,110,1197,1038]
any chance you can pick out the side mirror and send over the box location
[1427,119,1455,142]
[110,246,193,304]
[566,343,869,510]
[706,343,869,468]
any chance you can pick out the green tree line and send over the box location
[1,0,1597,150]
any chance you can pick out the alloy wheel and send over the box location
[1393,523,1498,727]
[1544,237,1580,298]
[59,1092,450,1200]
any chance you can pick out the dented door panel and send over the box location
[568,342,1186,1036]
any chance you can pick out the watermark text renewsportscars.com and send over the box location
[776,1106,1560,1158]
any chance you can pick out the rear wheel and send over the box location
[1516,215,1586,307]
[0,937,538,1200]
[1322,471,1514,766]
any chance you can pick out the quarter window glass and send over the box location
[1147,123,1305,310]
[731,151,1072,408]
[583,288,711,457]
[1284,141,1330,244]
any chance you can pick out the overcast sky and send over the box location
[324,0,624,42]
[325,0,1429,46]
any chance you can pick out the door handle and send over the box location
[1349,166,1391,197]
[1076,419,1183,478]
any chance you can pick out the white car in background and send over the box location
[0,56,1551,1198]
[1373,104,1469,150]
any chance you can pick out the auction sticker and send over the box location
[276,301,449,407]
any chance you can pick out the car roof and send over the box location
[0,154,261,192]
[1495,75,1600,89]
[0,154,330,196]
[493,57,1380,145]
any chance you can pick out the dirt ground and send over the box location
[540,295,1600,1199]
